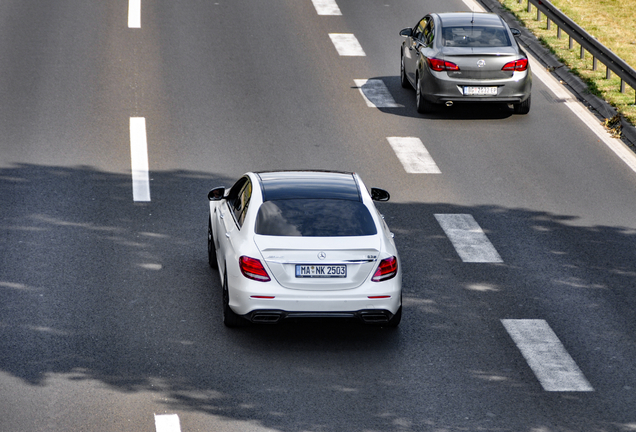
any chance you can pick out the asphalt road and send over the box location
[1,0,636,431]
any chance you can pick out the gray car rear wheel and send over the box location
[513,94,531,114]
[416,74,436,113]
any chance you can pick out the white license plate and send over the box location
[464,86,498,95]
[295,264,347,278]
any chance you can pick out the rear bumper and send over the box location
[437,95,527,104]
[244,308,398,324]
[226,271,402,316]
[421,69,532,105]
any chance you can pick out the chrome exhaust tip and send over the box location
[251,313,282,323]
[445,101,454,107]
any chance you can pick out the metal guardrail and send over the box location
[523,0,636,103]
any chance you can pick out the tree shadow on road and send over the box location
[1,164,635,432]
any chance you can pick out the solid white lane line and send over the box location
[130,117,151,202]
[502,319,594,392]
[434,214,503,262]
[462,0,636,174]
[311,0,342,15]
[528,57,636,173]
[128,0,141,28]
[354,79,403,108]
[329,33,366,56]
[155,414,181,432]
[387,137,441,173]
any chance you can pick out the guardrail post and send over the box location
[580,46,585,60]
[569,36,573,50]
[620,80,625,93]
[557,26,562,39]
[547,18,551,30]
[537,9,541,21]
[593,57,598,71]
[527,1,532,13]
[606,66,611,80]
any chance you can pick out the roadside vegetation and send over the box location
[498,0,636,129]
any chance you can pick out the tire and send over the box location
[386,306,402,328]
[207,219,218,269]
[222,271,247,328]
[416,74,436,113]
[400,53,410,89]
[513,94,531,114]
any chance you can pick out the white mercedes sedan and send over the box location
[207,171,402,327]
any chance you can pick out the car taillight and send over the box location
[239,256,271,282]
[502,58,528,71]
[372,256,398,282]
[427,57,460,72]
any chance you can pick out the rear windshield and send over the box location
[442,26,511,47]
[255,199,377,237]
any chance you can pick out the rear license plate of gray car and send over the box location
[295,264,347,278]
[463,86,498,95]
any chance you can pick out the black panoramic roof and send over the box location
[257,171,361,201]
[438,12,505,28]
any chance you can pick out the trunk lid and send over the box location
[442,47,519,79]
[254,235,381,290]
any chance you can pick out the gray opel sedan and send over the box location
[400,12,532,114]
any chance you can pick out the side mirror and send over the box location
[510,28,521,37]
[399,28,413,38]
[208,187,226,201]
[371,188,390,202]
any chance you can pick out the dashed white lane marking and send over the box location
[502,319,594,392]
[130,117,151,202]
[354,79,403,108]
[311,0,342,15]
[387,137,441,173]
[329,33,366,56]
[128,0,141,28]
[462,0,481,10]
[462,0,636,174]
[434,214,503,262]
[155,414,181,432]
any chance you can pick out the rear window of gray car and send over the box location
[255,199,377,237]
[442,26,511,47]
